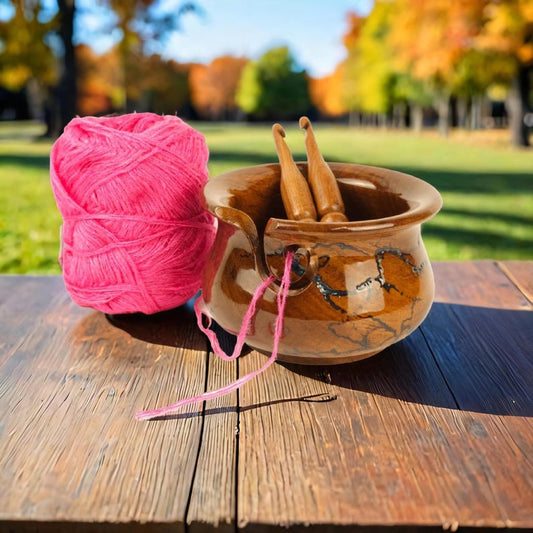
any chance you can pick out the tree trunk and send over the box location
[506,65,530,147]
[470,95,479,129]
[54,0,77,136]
[25,78,45,121]
[456,96,468,129]
[348,110,360,127]
[393,102,407,129]
[411,103,423,133]
[436,93,451,137]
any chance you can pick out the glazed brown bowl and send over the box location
[199,162,442,364]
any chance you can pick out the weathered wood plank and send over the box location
[432,261,531,310]
[2,264,532,531]
[0,276,66,365]
[236,262,533,530]
[186,347,238,533]
[424,261,532,415]
[0,281,208,531]
[421,261,533,527]
[498,260,533,304]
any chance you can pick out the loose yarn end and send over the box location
[135,250,295,421]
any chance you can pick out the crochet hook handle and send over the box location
[272,123,317,222]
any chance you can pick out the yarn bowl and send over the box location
[200,162,442,365]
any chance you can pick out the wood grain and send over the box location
[421,261,533,527]
[1,264,532,531]
[186,347,238,533]
[426,261,532,414]
[498,260,533,304]
[236,262,533,530]
[0,280,209,531]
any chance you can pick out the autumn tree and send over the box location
[343,1,397,126]
[190,56,248,120]
[389,0,488,136]
[309,63,347,118]
[476,0,533,146]
[392,73,433,131]
[55,0,77,136]
[76,45,122,116]
[236,46,311,120]
[0,0,200,134]
[0,0,57,120]
[137,56,192,115]
[103,0,199,111]
[339,12,365,121]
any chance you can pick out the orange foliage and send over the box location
[76,45,122,116]
[309,63,347,117]
[343,12,365,50]
[189,56,248,119]
[390,0,487,83]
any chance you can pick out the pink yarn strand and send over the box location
[136,251,294,421]
[193,275,274,362]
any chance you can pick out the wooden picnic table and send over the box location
[0,261,531,532]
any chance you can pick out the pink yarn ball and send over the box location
[50,113,215,315]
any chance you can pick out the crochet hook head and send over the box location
[299,116,348,223]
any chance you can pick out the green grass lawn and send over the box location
[1,120,532,274]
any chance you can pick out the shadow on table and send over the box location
[283,302,532,417]
[104,298,205,351]
[88,298,531,419]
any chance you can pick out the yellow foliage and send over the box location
[477,0,533,66]
[0,64,32,91]
[342,0,397,113]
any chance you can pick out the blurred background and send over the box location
[0,0,532,273]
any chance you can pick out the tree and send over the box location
[309,63,347,118]
[104,0,199,111]
[343,1,396,124]
[190,56,248,120]
[450,48,512,129]
[476,0,533,146]
[77,45,194,117]
[339,11,365,120]
[236,46,311,120]
[136,55,193,115]
[0,0,199,134]
[76,45,121,116]
[389,0,487,136]
[0,0,57,120]
[392,73,433,132]
[55,0,77,136]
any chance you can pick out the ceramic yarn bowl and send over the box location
[200,162,442,365]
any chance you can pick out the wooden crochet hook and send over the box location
[272,123,317,222]
[299,116,348,223]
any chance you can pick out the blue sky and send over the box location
[97,0,373,78]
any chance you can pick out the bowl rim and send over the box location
[205,162,443,235]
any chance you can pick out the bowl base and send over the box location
[253,347,383,366]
